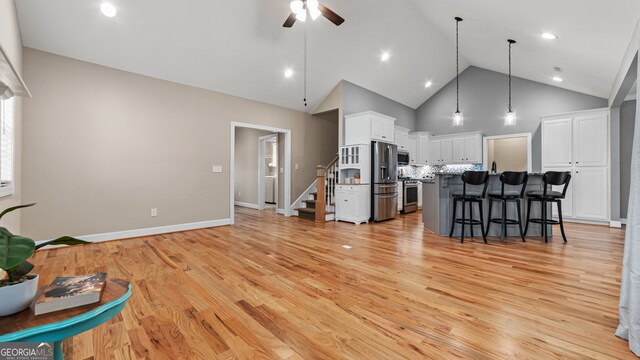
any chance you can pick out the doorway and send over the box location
[230,122,292,225]
[258,134,278,210]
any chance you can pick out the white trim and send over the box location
[482,132,532,172]
[610,220,623,228]
[539,107,611,119]
[234,201,260,210]
[621,218,628,225]
[276,208,285,215]
[230,122,292,225]
[35,219,231,246]
[292,179,317,212]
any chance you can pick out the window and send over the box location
[0,98,14,197]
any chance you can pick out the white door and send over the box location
[464,135,480,163]
[542,118,573,167]
[573,167,608,220]
[452,137,465,163]
[441,138,453,163]
[573,113,608,167]
[383,121,395,142]
[408,137,417,165]
[347,190,358,220]
[548,168,574,219]
[371,117,385,141]
[428,139,441,164]
[417,135,430,164]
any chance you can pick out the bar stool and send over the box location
[524,171,571,243]
[485,171,528,242]
[449,171,489,243]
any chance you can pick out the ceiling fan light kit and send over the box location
[283,0,345,27]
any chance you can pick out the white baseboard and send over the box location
[234,201,260,210]
[35,218,231,246]
[276,208,285,215]
[610,220,623,228]
[620,218,628,225]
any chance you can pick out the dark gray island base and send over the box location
[422,173,552,238]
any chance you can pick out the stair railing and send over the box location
[315,155,339,222]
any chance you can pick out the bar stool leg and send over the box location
[542,200,548,243]
[516,199,525,242]
[500,199,507,242]
[556,200,568,243]
[485,199,493,237]
[460,200,466,243]
[449,199,457,238]
[478,201,487,243]
[469,201,474,238]
[524,198,532,236]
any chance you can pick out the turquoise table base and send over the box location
[0,284,132,360]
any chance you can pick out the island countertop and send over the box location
[422,173,552,238]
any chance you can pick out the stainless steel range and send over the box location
[400,179,419,214]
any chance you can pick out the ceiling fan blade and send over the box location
[283,12,297,27]
[318,4,344,26]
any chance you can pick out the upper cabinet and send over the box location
[542,118,573,167]
[425,132,482,165]
[407,135,417,165]
[394,126,410,151]
[345,111,396,145]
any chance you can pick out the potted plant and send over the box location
[0,203,89,316]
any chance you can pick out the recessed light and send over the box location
[425,81,433,88]
[542,33,557,40]
[342,245,352,249]
[100,2,117,17]
[552,76,563,82]
[284,68,294,78]
[381,52,390,62]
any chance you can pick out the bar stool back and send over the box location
[448,171,490,243]
[485,171,528,242]
[524,171,571,243]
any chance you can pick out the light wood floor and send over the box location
[29,207,633,359]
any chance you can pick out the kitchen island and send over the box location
[422,173,552,238]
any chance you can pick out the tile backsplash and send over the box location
[398,164,483,179]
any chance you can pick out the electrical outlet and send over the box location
[151,208,157,217]
[212,165,223,173]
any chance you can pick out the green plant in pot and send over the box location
[0,203,89,316]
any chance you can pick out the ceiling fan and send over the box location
[283,0,345,27]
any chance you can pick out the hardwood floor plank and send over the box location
[25,207,634,359]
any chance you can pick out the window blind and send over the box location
[0,98,14,189]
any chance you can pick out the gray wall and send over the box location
[343,80,416,129]
[416,66,608,171]
[621,99,636,218]
[22,48,338,239]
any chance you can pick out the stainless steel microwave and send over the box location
[397,151,409,166]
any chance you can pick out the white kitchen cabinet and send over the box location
[398,181,404,212]
[395,127,410,151]
[412,132,431,165]
[335,184,370,224]
[452,137,465,163]
[542,109,610,223]
[573,114,608,167]
[573,167,608,220]
[464,134,482,163]
[428,139,441,164]
[417,184,422,209]
[345,111,396,145]
[441,138,453,163]
[542,118,573,168]
[407,136,417,165]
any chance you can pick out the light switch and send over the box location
[212,165,223,173]
[295,163,299,170]
[280,167,284,174]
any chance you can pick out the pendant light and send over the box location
[505,39,516,126]
[303,23,308,107]
[452,17,463,126]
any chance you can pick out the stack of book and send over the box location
[31,273,107,315]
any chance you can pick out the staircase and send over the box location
[295,156,338,222]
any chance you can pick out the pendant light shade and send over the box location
[505,39,516,126]
[452,17,463,126]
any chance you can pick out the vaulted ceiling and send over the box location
[15,0,640,112]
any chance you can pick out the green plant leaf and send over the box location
[0,203,36,220]
[6,261,34,280]
[0,227,13,237]
[35,236,89,250]
[0,234,35,270]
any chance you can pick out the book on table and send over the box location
[31,273,107,315]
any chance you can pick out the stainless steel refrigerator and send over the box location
[371,141,398,221]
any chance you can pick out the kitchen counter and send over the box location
[422,173,552,237]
